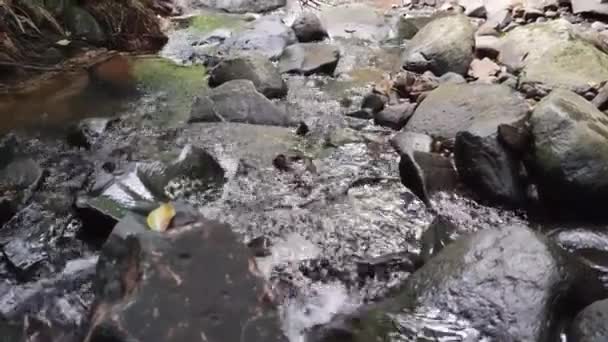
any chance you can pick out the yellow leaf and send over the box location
[147,203,176,232]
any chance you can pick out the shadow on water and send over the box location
[0,54,205,135]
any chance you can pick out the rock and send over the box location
[66,118,113,149]
[592,83,608,110]
[459,0,487,17]
[190,80,293,126]
[64,6,105,42]
[401,14,475,76]
[291,12,328,42]
[208,54,287,99]
[278,43,340,76]
[362,93,387,114]
[373,102,416,130]
[569,299,608,342]
[399,151,458,207]
[498,20,608,93]
[479,8,512,31]
[475,35,501,58]
[393,70,439,100]
[224,17,296,60]
[437,72,466,84]
[0,158,43,221]
[84,212,286,342]
[572,0,608,16]
[2,239,47,277]
[137,144,226,201]
[468,57,500,83]
[528,89,608,216]
[311,224,578,342]
[497,123,532,155]
[319,4,390,41]
[407,83,529,139]
[191,0,285,13]
[389,131,433,155]
[454,131,526,207]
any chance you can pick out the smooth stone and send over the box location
[278,43,340,76]
[291,11,328,42]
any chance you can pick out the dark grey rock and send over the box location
[373,102,415,130]
[311,224,578,342]
[292,12,328,42]
[407,83,529,139]
[278,43,340,76]
[592,82,608,110]
[399,151,458,208]
[569,299,608,342]
[190,79,292,126]
[401,14,475,76]
[497,123,532,156]
[528,89,608,215]
[64,6,105,42]
[2,239,47,276]
[361,93,386,114]
[208,54,287,99]
[224,17,296,60]
[454,131,526,207]
[84,212,286,342]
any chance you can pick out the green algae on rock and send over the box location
[188,13,245,33]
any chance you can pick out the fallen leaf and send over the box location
[147,202,176,232]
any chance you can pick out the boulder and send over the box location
[407,83,529,139]
[373,102,415,130]
[278,43,340,76]
[190,0,285,13]
[64,6,105,42]
[310,224,577,342]
[223,17,296,60]
[84,212,286,342]
[208,54,287,99]
[401,14,475,76]
[498,20,608,93]
[572,0,608,16]
[528,89,608,215]
[190,80,293,126]
[569,299,608,342]
[454,131,526,207]
[291,12,328,42]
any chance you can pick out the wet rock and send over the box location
[312,224,577,342]
[419,214,459,263]
[407,83,529,139]
[66,118,113,149]
[84,213,285,342]
[373,102,415,130]
[454,131,526,207]
[389,131,433,155]
[208,54,287,99]
[292,12,328,43]
[278,43,340,76]
[137,144,225,201]
[592,82,608,111]
[64,6,105,42]
[190,79,292,126]
[192,0,285,13]
[498,20,608,93]
[497,123,532,156]
[399,151,458,207]
[401,14,475,76]
[569,299,608,342]
[224,17,296,60]
[550,227,608,254]
[528,89,608,216]
[572,0,608,16]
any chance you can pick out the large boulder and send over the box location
[528,89,608,215]
[84,211,286,342]
[498,20,608,93]
[454,131,526,207]
[401,14,475,76]
[208,54,287,99]
[188,0,285,13]
[278,43,340,76]
[189,80,293,126]
[569,299,608,342]
[571,0,608,16]
[310,225,577,342]
[406,83,529,139]
[223,17,296,60]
